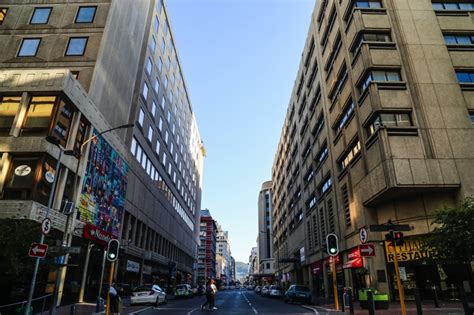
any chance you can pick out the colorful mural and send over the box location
[78,131,128,237]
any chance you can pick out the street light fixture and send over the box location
[50,123,134,311]
[25,136,65,315]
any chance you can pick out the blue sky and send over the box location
[166,0,314,262]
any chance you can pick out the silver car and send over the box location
[269,285,283,298]
[130,284,166,306]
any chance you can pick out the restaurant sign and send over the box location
[385,238,435,262]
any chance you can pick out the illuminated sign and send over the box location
[385,238,435,262]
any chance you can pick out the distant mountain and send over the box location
[235,261,249,277]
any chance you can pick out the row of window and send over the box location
[0,6,96,25]
[17,37,88,57]
[432,2,474,10]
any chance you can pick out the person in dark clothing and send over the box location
[201,279,217,310]
[109,282,120,314]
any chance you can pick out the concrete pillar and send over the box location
[66,111,81,152]
[52,167,68,213]
[0,153,12,193]
[10,92,30,137]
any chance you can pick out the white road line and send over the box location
[186,307,199,315]
[301,304,319,315]
[128,306,153,314]
[242,293,258,314]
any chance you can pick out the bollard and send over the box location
[347,288,354,315]
[69,304,75,315]
[367,290,375,315]
[414,288,423,315]
[432,286,439,308]
[339,288,345,312]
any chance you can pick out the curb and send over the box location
[301,304,349,314]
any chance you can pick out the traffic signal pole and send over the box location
[105,262,115,315]
[332,257,339,310]
[391,244,407,315]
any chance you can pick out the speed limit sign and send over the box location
[41,218,52,235]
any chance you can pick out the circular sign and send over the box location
[359,227,368,244]
[41,218,52,235]
[45,171,55,183]
[14,165,32,176]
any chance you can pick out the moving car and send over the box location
[284,285,312,304]
[130,284,166,306]
[254,286,261,293]
[269,285,283,298]
[175,284,193,298]
[261,285,270,296]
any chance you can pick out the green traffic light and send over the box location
[330,248,336,254]
[109,253,116,259]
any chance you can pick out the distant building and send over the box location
[216,223,232,284]
[198,209,217,282]
[257,180,275,282]
[230,256,236,282]
[248,246,259,281]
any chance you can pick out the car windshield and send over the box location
[295,286,310,292]
[133,285,153,292]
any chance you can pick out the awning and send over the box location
[343,247,363,269]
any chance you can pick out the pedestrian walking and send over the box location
[201,279,218,310]
[109,282,120,314]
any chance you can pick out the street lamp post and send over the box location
[25,136,64,315]
[50,123,134,311]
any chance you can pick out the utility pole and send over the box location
[391,244,407,315]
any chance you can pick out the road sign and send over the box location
[28,243,48,258]
[41,218,52,235]
[49,246,81,255]
[359,244,376,257]
[359,227,368,244]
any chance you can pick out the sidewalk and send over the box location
[305,301,467,315]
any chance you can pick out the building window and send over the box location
[432,3,474,10]
[0,8,7,25]
[319,207,326,237]
[131,137,137,155]
[312,215,319,248]
[51,100,74,147]
[443,34,474,45]
[153,16,159,32]
[146,58,153,75]
[21,96,56,135]
[142,82,149,99]
[151,101,157,117]
[0,96,21,134]
[319,177,332,195]
[367,112,413,136]
[335,101,355,134]
[162,152,167,165]
[342,185,351,226]
[307,195,317,210]
[161,38,166,53]
[160,96,166,110]
[164,76,168,89]
[30,7,52,24]
[360,70,401,92]
[154,79,160,94]
[352,32,392,55]
[340,140,361,170]
[138,108,144,126]
[158,117,163,132]
[147,127,153,142]
[316,144,328,164]
[456,70,474,83]
[355,1,382,8]
[65,37,88,56]
[158,58,163,73]
[327,199,336,233]
[304,169,314,183]
[163,21,169,36]
[18,38,41,57]
[156,140,161,155]
[150,37,156,53]
[469,111,474,124]
[76,6,96,23]
[165,130,169,144]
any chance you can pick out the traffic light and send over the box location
[385,231,404,246]
[326,233,339,256]
[107,239,120,262]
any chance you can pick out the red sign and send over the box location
[83,224,115,245]
[360,244,376,257]
[324,254,342,266]
[311,261,323,275]
[28,243,48,258]
[343,247,363,269]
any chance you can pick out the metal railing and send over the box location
[0,294,52,315]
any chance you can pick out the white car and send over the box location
[269,285,283,298]
[130,284,166,306]
[261,285,270,296]
[175,284,193,298]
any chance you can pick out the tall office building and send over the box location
[257,180,275,281]
[0,0,204,302]
[198,209,217,282]
[216,223,232,284]
[272,0,474,300]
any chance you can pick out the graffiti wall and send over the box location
[78,131,128,237]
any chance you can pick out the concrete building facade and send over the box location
[198,209,217,282]
[271,0,474,301]
[216,223,232,285]
[257,180,275,281]
[0,0,204,302]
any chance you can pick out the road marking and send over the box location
[242,293,258,314]
[128,306,153,314]
[301,305,319,314]
[186,307,199,315]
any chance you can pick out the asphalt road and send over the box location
[130,290,315,315]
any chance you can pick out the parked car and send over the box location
[269,285,284,298]
[261,285,270,296]
[254,286,261,293]
[130,284,166,306]
[247,285,255,290]
[175,284,193,298]
[284,285,312,304]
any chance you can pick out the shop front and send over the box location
[310,260,325,297]
[324,254,344,298]
[385,237,473,301]
[343,246,366,300]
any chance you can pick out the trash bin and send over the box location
[358,288,389,310]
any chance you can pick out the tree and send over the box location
[0,219,54,304]
[424,197,474,265]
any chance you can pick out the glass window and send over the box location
[22,96,56,135]
[153,16,159,32]
[138,108,144,126]
[76,6,96,23]
[148,127,153,142]
[146,57,153,75]
[51,100,74,147]
[456,71,474,83]
[160,96,166,109]
[162,152,167,165]
[131,137,137,155]
[154,79,160,94]
[18,38,41,57]
[158,58,163,72]
[65,37,88,56]
[30,7,52,24]
[161,38,166,53]
[164,76,168,89]
[163,21,169,35]
[150,37,156,53]
[156,140,161,154]
[0,96,21,133]
[142,82,149,99]
[165,130,169,144]
[355,1,382,8]
[0,8,7,25]
[158,117,163,131]
[444,34,474,45]
[151,101,157,117]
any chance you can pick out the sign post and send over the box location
[390,244,407,315]
[28,243,48,258]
